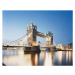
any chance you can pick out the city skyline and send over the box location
[2,10,73,46]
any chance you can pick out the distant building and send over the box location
[63,46,66,50]
[60,43,73,50]
[66,43,73,50]
[56,44,64,50]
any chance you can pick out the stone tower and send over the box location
[27,22,37,46]
[46,30,53,47]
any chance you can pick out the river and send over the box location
[2,50,73,66]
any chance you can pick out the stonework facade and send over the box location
[27,22,53,47]
[46,31,53,47]
[27,22,37,46]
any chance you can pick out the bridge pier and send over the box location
[24,46,40,52]
[46,37,53,47]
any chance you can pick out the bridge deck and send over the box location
[3,46,50,48]
[3,46,32,47]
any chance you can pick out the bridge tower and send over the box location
[46,31,53,47]
[27,22,37,46]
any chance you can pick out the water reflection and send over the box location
[66,51,69,64]
[31,53,38,66]
[2,50,73,66]
[44,52,53,66]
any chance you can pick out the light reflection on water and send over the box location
[2,50,73,66]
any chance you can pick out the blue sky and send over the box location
[2,10,73,46]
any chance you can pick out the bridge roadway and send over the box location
[3,46,50,48]
[3,46,57,51]
[3,46,32,47]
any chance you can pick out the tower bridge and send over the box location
[27,22,53,47]
[3,22,55,47]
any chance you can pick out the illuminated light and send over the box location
[3,54,32,66]
[66,51,68,63]
[57,51,62,64]
[51,45,53,47]
[18,50,24,56]
[56,44,63,50]
[32,42,36,46]
[69,51,71,63]
[44,53,53,66]
[35,54,38,66]
[72,52,73,62]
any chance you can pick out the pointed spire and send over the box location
[31,21,33,24]
[48,30,51,35]
[30,21,33,26]
[27,25,29,30]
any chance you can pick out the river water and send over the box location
[2,50,73,66]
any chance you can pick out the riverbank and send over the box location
[56,50,73,51]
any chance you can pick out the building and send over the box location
[66,43,73,50]
[58,43,73,50]
[56,44,64,50]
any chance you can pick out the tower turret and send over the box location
[27,25,29,30]
[27,22,37,46]
[48,30,51,36]
[30,21,33,27]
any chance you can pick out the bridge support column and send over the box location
[46,30,53,47]
[46,37,53,47]
[27,22,37,46]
